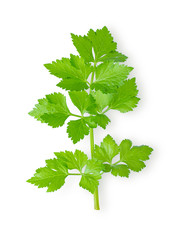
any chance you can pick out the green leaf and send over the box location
[126,146,154,163]
[79,158,102,194]
[83,114,110,129]
[29,92,70,128]
[44,57,77,78]
[41,113,69,128]
[29,98,52,123]
[45,158,67,172]
[44,55,92,91]
[85,94,98,114]
[120,139,153,172]
[99,51,127,62]
[94,114,110,129]
[91,90,113,113]
[102,163,112,172]
[83,116,98,128]
[27,159,68,192]
[120,139,132,159]
[69,91,96,115]
[39,93,70,128]
[67,119,89,143]
[57,78,88,91]
[79,174,101,194]
[94,135,119,163]
[71,27,127,64]
[91,62,133,93]
[124,159,146,172]
[111,164,130,178]
[85,159,103,175]
[54,150,88,172]
[109,78,140,113]
[69,91,88,114]
[69,54,92,75]
[71,34,94,63]
[74,150,88,170]
[87,26,117,61]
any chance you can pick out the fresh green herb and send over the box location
[27,26,153,210]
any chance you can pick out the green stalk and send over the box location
[90,128,100,210]
[89,63,100,210]
[94,187,100,210]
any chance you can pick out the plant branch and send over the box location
[70,113,82,118]
[68,173,81,176]
[112,160,121,165]
[89,64,100,210]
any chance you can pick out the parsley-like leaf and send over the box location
[27,159,68,192]
[57,78,88,91]
[29,92,70,128]
[71,34,94,63]
[94,114,110,129]
[44,55,92,91]
[85,94,98,115]
[67,119,89,143]
[94,135,119,163]
[79,159,102,194]
[83,114,110,129]
[87,26,117,61]
[28,98,51,123]
[69,91,96,115]
[85,159,103,175]
[99,51,127,62]
[109,78,140,113]
[119,139,153,172]
[111,164,130,178]
[41,113,69,128]
[91,90,112,113]
[72,27,127,63]
[94,136,153,176]
[91,62,133,93]
[54,150,88,172]
[120,139,132,159]
[79,174,101,194]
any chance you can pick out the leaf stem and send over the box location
[90,62,96,88]
[94,187,100,210]
[70,113,82,118]
[90,128,100,210]
[68,173,81,176]
[102,106,110,114]
[89,63,100,210]
[112,160,121,165]
[90,128,94,158]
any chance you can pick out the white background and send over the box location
[1,0,182,239]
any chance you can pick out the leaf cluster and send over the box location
[29,26,139,143]
[27,135,153,193]
[27,27,153,197]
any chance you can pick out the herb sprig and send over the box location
[27,27,153,210]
